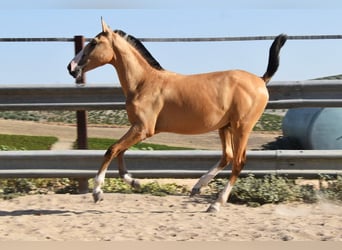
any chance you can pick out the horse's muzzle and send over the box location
[67,61,82,79]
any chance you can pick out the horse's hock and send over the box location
[282,108,342,149]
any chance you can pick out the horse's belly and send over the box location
[156,113,225,135]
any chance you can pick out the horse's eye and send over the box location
[90,40,97,47]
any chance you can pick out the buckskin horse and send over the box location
[68,19,287,212]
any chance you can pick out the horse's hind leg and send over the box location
[206,126,250,213]
[190,160,224,197]
[190,126,233,196]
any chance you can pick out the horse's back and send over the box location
[162,69,269,111]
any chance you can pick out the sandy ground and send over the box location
[0,193,341,241]
[1,119,342,241]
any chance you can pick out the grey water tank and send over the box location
[282,108,342,149]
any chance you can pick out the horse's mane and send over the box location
[114,30,164,71]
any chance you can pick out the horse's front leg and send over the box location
[92,125,146,203]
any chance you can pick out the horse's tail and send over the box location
[262,34,287,84]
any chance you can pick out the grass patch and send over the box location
[81,137,195,150]
[2,175,342,205]
[209,174,342,207]
[254,113,283,131]
[0,178,79,199]
[0,178,188,199]
[100,178,188,196]
[0,134,58,150]
[0,110,129,126]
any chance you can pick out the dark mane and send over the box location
[114,30,164,70]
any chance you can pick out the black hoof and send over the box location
[92,191,104,203]
[190,188,200,197]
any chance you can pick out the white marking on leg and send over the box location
[122,173,134,186]
[193,161,221,190]
[93,172,105,193]
[217,181,233,205]
[208,181,234,213]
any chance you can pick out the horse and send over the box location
[68,18,287,213]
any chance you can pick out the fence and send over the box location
[1,35,342,193]
[0,80,342,111]
[1,150,342,179]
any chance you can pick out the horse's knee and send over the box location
[104,144,122,160]
[104,146,114,158]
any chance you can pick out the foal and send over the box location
[68,19,287,212]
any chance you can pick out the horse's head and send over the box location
[67,18,115,79]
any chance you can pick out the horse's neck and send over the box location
[112,44,150,96]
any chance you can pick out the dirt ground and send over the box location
[0,193,341,241]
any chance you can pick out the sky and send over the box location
[1,1,342,86]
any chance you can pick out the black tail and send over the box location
[262,34,287,84]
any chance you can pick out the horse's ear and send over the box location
[101,17,110,33]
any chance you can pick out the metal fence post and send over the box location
[74,35,89,193]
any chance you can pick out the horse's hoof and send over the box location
[206,203,220,213]
[131,179,141,189]
[92,191,104,203]
[190,188,200,197]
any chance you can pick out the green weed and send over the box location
[0,134,57,150]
